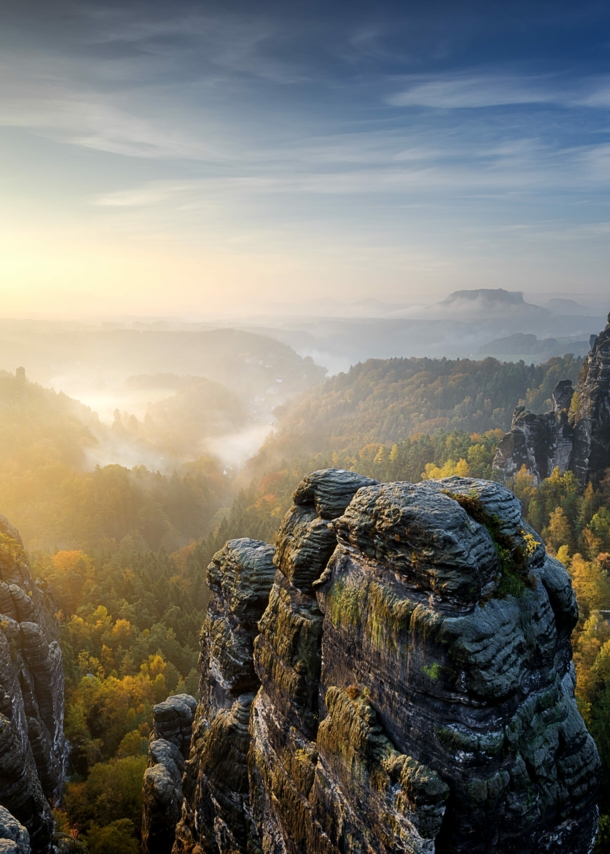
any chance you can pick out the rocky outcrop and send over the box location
[142,694,197,854]
[494,313,610,486]
[172,538,277,854]
[0,806,30,854]
[0,517,65,854]
[169,469,600,853]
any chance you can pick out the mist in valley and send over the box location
[0,286,606,486]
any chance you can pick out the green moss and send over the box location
[422,662,441,680]
[328,577,361,627]
[443,490,530,598]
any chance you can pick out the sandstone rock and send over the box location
[151,694,197,759]
[142,693,199,854]
[0,806,30,854]
[0,520,65,854]
[494,313,610,486]
[314,477,599,853]
[171,539,276,854]
[142,695,198,854]
[165,471,599,854]
[571,313,610,486]
[292,468,378,519]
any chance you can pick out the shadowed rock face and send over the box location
[167,470,600,854]
[171,538,278,854]
[0,517,65,854]
[494,313,610,487]
[142,694,198,854]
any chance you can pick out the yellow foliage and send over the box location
[569,554,610,618]
[422,458,470,480]
[52,550,93,573]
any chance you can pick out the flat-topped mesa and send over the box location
[494,312,610,486]
[0,516,65,854]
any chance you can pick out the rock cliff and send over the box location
[0,516,65,854]
[142,694,198,854]
[494,313,610,486]
[162,469,600,853]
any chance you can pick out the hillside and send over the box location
[0,370,229,551]
[253,354,583,466]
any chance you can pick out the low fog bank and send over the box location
[0,327,324,474]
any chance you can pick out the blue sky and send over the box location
[0,0,609,315]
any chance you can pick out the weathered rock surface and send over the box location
[494,313,610,486]
[0,806,30,854]
[142,694,197,854]
[166,469,599,853]
[0,517,65,854]
[171,539,277,854]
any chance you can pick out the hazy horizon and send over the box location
[1,0,610,318]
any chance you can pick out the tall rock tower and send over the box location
[163,470,600,854]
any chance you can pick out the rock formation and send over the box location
[168,469,600,854]
[0,806,30,854]
[142,694,198,854]
[171,538,277,854]
[494,313,610,486]
[0,516,65,854]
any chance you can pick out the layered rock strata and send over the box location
[0,517,65,854]
[494,313,610,486]
[142,694,198,854]
[172,538,278,854]
[169,469,600,853]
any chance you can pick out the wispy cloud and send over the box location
[387,73,560,109]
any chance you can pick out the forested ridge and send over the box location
[2,350,609,850]
[257,353,582,464]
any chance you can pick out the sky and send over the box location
[1,0,609,317]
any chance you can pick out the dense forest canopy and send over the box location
[257,353,582,465]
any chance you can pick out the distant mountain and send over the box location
[424,289,549,319]
[0,326,326,409]
[546,298,599,316]
[477,332,591,360]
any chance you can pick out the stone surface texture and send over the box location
[142,694,198,854]
[166,470,600,854]
[171,538,277,854]
[0,807,30,854]
[0,517,65,854]
[494,313,610,486]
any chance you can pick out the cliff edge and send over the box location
[154,469,599,854]
[0,516,65,854]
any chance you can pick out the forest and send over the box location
[1,351,608,850]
